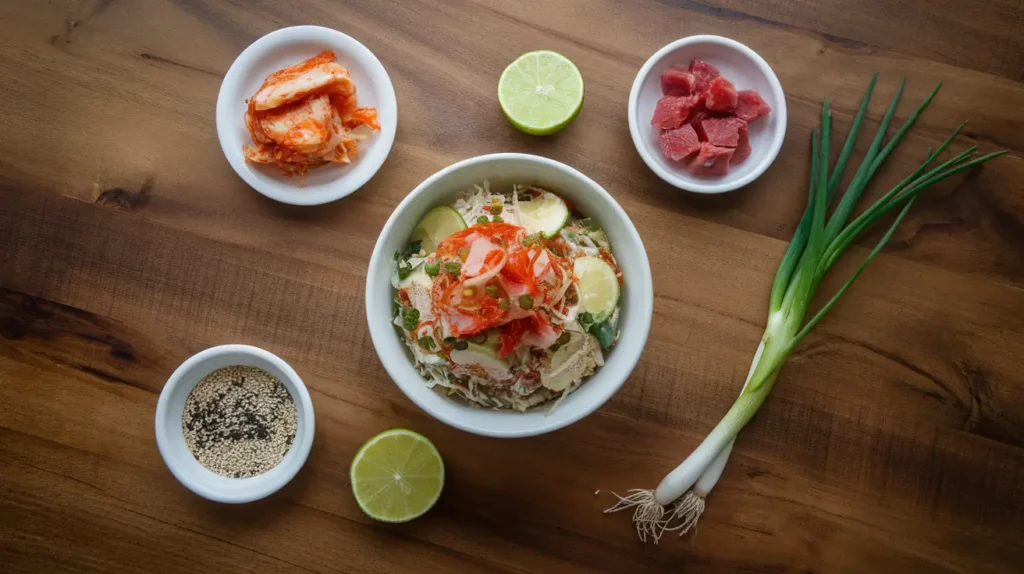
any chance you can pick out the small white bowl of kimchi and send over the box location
[365,154,654,438]
[216,26,397,206]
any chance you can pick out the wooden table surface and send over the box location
[2,1,1023,572]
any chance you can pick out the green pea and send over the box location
[492,215,504,223]
[519,294,534,310]
[476,216,489,225]
[453,340,469,351]
[592,321,615,349]
[444,261,462,275]
[498,298,510,310]
[424,261,440,277]
[485,284,499,298]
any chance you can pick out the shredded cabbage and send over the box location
[393,180,622,413]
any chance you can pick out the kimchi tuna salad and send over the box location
[392,183,623,411]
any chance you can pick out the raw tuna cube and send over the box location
[659,124,702,161]
[697,117,747,147]
[661,66,698,96]
[651,95,701,129]
[734,90,772,122]
[689,58,720,93]
[705,76,738,112]
[731,124,752,165]
[687,143,735,177]
[686,104,710,137]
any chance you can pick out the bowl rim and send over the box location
[365,153,654,438]
[154,344,315,503]
[627,34,787,194]
[215,25,398,206]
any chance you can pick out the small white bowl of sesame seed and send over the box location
[155,344,315,503]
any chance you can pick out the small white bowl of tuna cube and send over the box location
[628,35,787,194]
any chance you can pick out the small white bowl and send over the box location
[628,35,787,194]
[365,153,654,438]
[216,25,398,205]
[155,344,315,503]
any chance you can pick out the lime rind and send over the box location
[498,50,584,136]
[350,429,445,523]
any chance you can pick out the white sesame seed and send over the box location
[182,365,297,479]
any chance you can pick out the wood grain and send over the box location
[1,0,1023,572]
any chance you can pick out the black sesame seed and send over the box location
[181,365,297,479]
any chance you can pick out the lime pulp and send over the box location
[350,429,445,523]
[573,256,619,322]
[498,50,584,136]
[517,191,570,238]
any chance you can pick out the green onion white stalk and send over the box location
[605,76,1005,543]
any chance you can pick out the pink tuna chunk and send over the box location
[705,76,738,112]
[734,90,771,122]
[731,124,752,165]
[651,95,702,129]
[659,124,702,161]
[661,66,698,96]
[689,58,721,93]
[697,117,747,147]
[687,143,735,177]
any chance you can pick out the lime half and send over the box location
[412,206,467,254]
[350,429,444,523]
[498,50,584,135]
[574,256,619,323]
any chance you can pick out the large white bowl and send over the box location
[628,35,787,194]
[365,154,654,438]
[216,26,398,205]
[155,344,315,503]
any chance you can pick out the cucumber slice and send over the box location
[518,192,569,239]
[450,343,510,374]
[412,206,467,254]
[541,332,586,391]
[574,256,619,323]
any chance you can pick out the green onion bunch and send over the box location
[607,75,1005,543]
